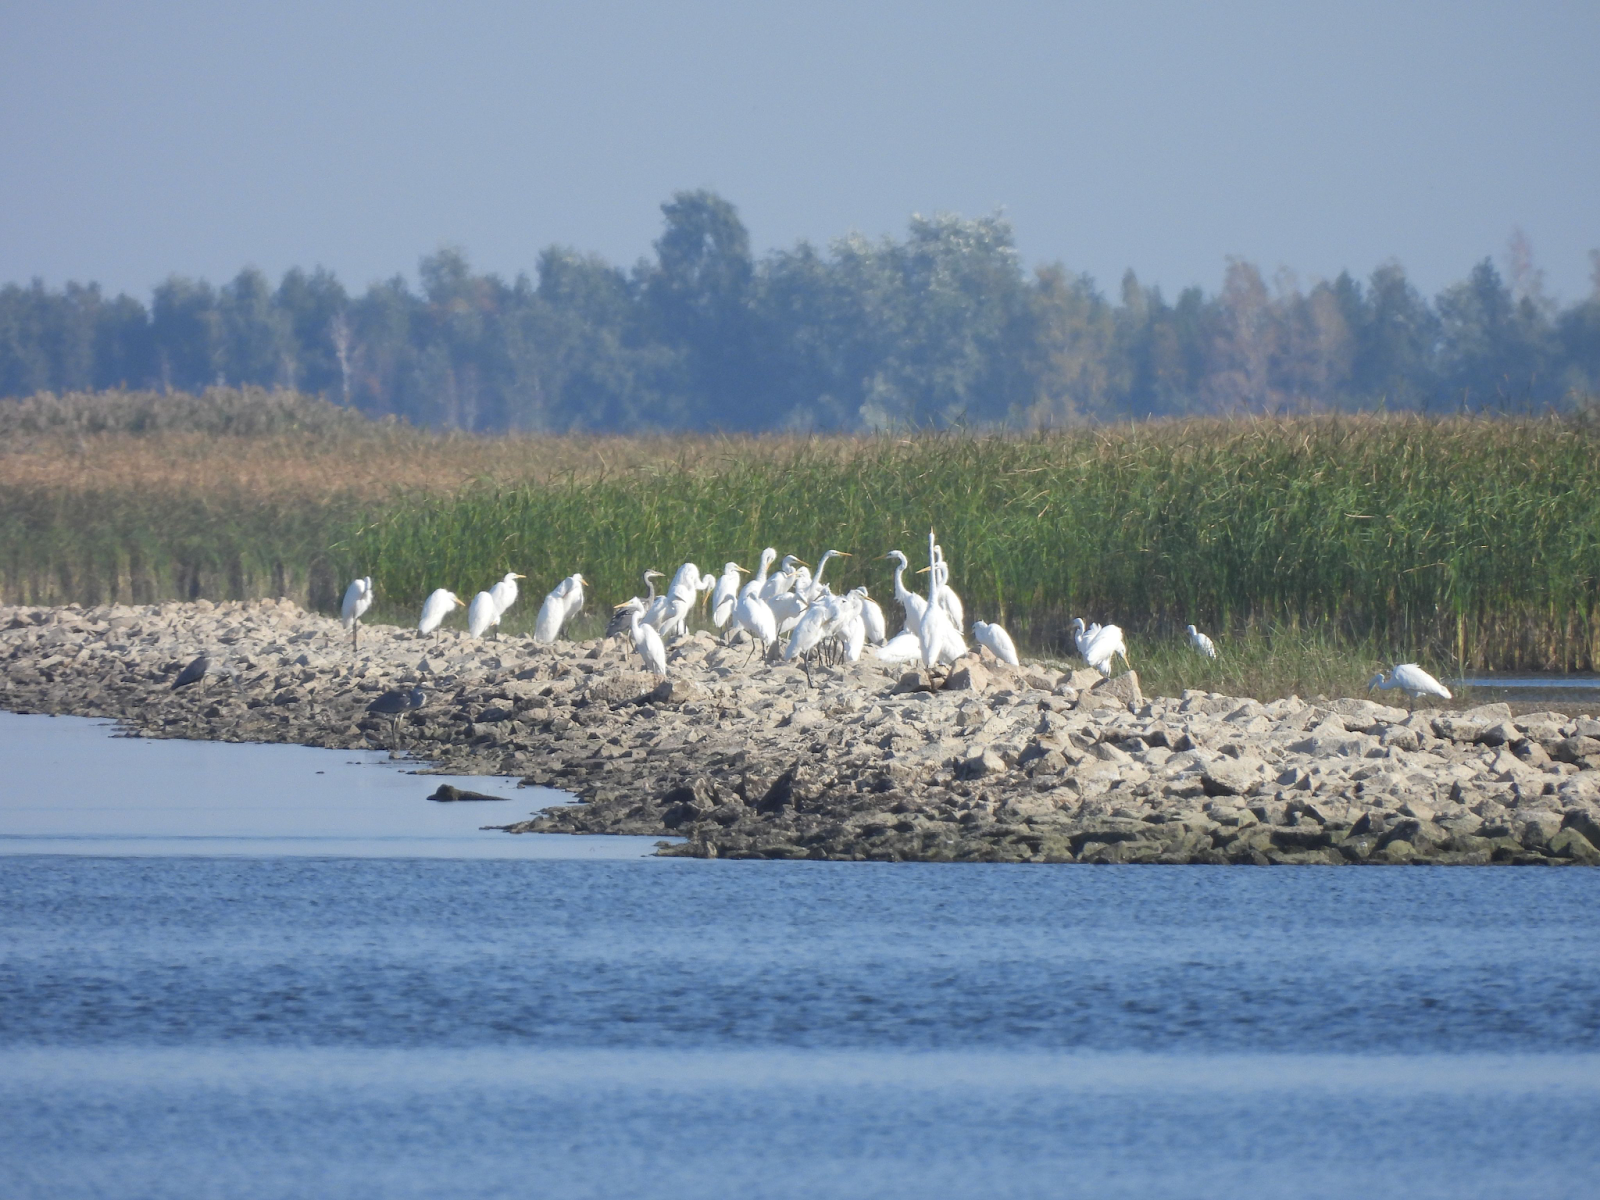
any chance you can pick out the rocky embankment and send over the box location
[4,599,1600,865]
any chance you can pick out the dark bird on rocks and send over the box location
[367,685,428,747]
[171,655,213,690]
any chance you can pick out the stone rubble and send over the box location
[4,599,1600,866]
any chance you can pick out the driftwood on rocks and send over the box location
[3,600,1600,866]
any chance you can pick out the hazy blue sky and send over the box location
[3,0,1596,302]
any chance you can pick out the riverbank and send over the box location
[4,599,1600,865]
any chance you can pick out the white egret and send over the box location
[619,597,669,679]
[1187,624,1217,659]
[805,550,850,601]
[534,574,587,644]
[711,563,747,633]
[859,590,887,645]
[607,570,666,640]
[874,630,923,662]
[972,620,1020,666]
[467,591,498,639]
[917,532,966,677]
[760,555,807,604]
[418,589,465,637]
[1071,617,1102,660]
[783,594,835,683]
[1082,624,1130,677]
[931,545,964,630]
[733,588,778,660]
[1368,664,1452,705]
[768,589,809,636]
[838,589,869,662]
[883,550,928,637]
[340,577,373,650]
[489,572,525,619]
[740,548,779,601]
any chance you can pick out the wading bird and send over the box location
[805,550,850,601]
[972,620,1019,666]
[733,586,778,661]
[489,572,525,622]
[366,684,427,748]
[341,577,373,651]
[917,532,966,680]
[467,591,498,639]
[618,597,668,679]
[884,550,928,638]
[1187,624,1217,659]
[1081,623,1130,677]
[534,574,586,644]
[859,590,887,646]
[1368,663,1452,706]
[171,654,215,691]
[418,589,464,638]
[711,563,747,634]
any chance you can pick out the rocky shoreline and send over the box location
[4,598,1600,865]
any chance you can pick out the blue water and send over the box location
[2,715,1599,1198]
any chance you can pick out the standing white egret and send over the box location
[859,589,887,645]
[733,588,778,661]
[489,572,525,620]
[783,593,835,684]
[1368,664,1452,705]
[711,563,747,633]
[607,570,666,640]
[972,620,1020,666]
[340,576,373,651]
[931,545,964,630]
[883,550,928,637]
[559,572,587,625]
[534,574,587,644]
[768,589,809,636]
[467,591,498,639]
[760,555,807,604]
[619,598,669,679]
[740,548,779,601]
[917,532,966,677]
[804,550,850,601]
[418,589,464,637]
[1187,624,1217,659]
[838,589,869,662]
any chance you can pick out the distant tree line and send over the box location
[3,191,1598,431]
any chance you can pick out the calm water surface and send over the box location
[2,713,1598,1199]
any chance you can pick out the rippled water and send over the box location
[2,714,1599,1198]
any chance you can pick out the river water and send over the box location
[2,712,1599,1199]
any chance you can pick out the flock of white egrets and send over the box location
[334,528,1454,700]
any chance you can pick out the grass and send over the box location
[5,390,1600,698]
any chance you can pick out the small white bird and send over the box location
[340,576,373,650]
[931,546,964,630]
[467,591,498,639]
[418,589,465,637]
[1187,624,1217,659]
[972,620,1019,666]
[1368,663,1452,704]
[622,598,669,679]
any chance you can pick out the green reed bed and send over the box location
[5,413,1600,680]
[342,417,1600,673]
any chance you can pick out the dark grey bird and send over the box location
[171,654,213,691]
[366,685,427,747]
